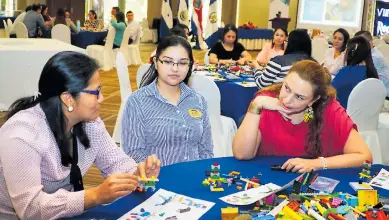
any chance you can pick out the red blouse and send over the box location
[256,91,357,157]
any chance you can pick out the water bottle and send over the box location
[76,20,80,32]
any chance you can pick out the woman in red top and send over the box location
[233,60,372,173]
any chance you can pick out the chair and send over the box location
[86,27,116,71]
[376,43,389,62]
[114,25,133,66]
[6,19,13,35]
[378,113,389,165]
[140,18,154,43]
[188,75,237,157]
[14,22,28,38]
[204,49,211,65]
[373,39,385,47]
[51,24,71,44]
[2,20,9,38]
[127,29,143,65]
[312,37,329,64]
[112,52,133,143]
[347,78,386,164]
[136,64,151,88]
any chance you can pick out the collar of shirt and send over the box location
[143,78,195,105]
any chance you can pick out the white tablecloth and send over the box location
[0,39,86,111]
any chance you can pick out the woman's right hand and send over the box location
[94,173,138,205]
[253,96,291,119]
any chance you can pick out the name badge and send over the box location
[188,109,202,118]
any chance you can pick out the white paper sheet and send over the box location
[370,168,389,190]
[118,189,215,220]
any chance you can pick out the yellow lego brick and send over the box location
[211,187,224,192]
[357,190,378,207]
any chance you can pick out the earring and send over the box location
[304,106,314,123]
[68,106,73,112]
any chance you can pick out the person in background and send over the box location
[331,36,379,109]
[111,7,120,17]
[25,5,32,12]
[209,24,252,65]
[106,11,126,49]
[233,60,372,173]
[175,23,190,39]
[0,51,161,219]
[252,29,313,89]
[354,30,389,112]
[122,36,214,166]
[323,28,350,75]
[23,4,48,38]
[41,4,51,24]
[84,10,100,29]
[51,8,78,33]
[64,9,71,20]
[256,28,288,64]
[126,10,140,44]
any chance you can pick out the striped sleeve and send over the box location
[254,59,282,89]
[121,95,148,163]
[198,95,214,159]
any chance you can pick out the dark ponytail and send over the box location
[6,51,99,166]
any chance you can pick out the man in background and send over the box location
[126,10,140,44]
[23,4,48,38]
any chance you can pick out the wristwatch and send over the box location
[247,102,262,115]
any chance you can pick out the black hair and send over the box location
[176,23,189,31]
[354,30,373,42]
[25,5,32,12]
[32,4,41,12]
[41,4,47,14]
[333,28,350,52]
[168,26,187,39]
[271,28,288,50]
[116,12,126,26]
[112,7,120,13]
[89,10,97,19]
[140,35,194,87]
[126,10,133,15]
[221,24,238,44]
[7,51,99,167]
[345,36,378,79]
[284,29,312,56]
[55,8,66,25]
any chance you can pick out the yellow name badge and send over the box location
[188,109,202,118]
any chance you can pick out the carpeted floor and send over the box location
[0,42,258,189]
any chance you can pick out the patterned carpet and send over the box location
[0,42,258,189]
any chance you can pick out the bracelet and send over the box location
[319,157,327,170]
[247,102,262,115]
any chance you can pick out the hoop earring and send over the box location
[68,106,73,112]
[303,106,314,123]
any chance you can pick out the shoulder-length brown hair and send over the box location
[260,60,337,157]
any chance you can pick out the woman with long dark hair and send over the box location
[122,36,214,166]
[256,28,288,64]
[332,36,379,108]
[51,8,78,33]
[41,4,51,23]
[233,60,372,172]
[252,29,313,89]
[323,28,350,75]
[0,52,160,219]
[209,24,252,65]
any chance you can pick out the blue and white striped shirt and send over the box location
[121,79,214,166]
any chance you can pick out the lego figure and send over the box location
[137,176,159,192]
[359,160,372,184]
[211,162,220,179]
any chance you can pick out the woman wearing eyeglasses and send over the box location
[121,35,214,166]
[0,51,161,219]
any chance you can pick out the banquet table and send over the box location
[0,39,86,111]
[72,156,389,220]
[207,28,274,50]
[71,30,108,49]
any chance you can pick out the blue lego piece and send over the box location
[252,214,276,220]
[337,206,350,215]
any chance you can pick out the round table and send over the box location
[72,156,389,220]
[71,30,108,49]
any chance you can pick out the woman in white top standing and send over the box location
[323,28,350,76]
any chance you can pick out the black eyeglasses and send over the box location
[81,86,102,98]
[158,58,191,69]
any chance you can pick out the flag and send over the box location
[160,0,173,40]
[205,0,218,48]
[178,0,189,26]
[191,0,208,49]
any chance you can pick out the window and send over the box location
[125,0,147,22]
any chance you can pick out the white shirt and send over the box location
[323,47,345,76]
[127,20,141,42]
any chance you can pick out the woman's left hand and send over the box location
[281,158,321,173]
[136,154,161,178]
[237,58,246,65]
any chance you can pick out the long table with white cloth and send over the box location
[0,39,86,111]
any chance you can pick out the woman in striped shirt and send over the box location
[252,29,313,89]
[122,35,214,166]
